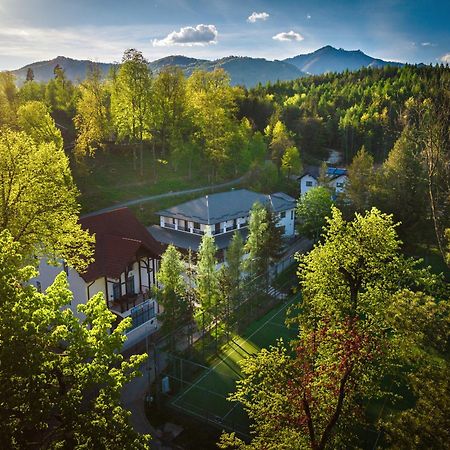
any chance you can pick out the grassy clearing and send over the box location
[72,147,234,214]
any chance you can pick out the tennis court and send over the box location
[169,294,300,435]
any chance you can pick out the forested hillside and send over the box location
[242,64,449,162]
[1,50,449,258]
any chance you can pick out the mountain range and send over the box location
[11,46,406,88]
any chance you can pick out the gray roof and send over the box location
[156,189,296,224]
[148,225,249,252]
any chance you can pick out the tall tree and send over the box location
[25,67,34,82]
[221,207,446,450]
[0,129,93,270]
[17,101,63,149]
[187,69,237,179]
[345,145,374,213]
[0,71,18,127]
[111,49,152,176]
[220,231,244,313]
[74,63,110,158]
[196,228,220,329]
[155,244,190,352]
[0,231,151,449]
[244,202,282,290]
[405,96,450,260]
[374,127,428,244]
[152,66,187,159]
[269,120,294,169]
[281,145,302,179]
[296,186,333,241]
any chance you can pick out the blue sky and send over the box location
[0,0,449,69]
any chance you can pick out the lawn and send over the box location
[72,147,238,215]
[168,295,300,437]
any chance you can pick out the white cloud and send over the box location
[152,24,218,47]
[247,12,270,23]
[307,14,312,19]
[441,53,450,64]
[272,30,304,42]
[421,42,432,46]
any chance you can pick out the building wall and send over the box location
[278,208,296,236]
[329,175,348,194]
[299,174,318,196]
[30,259,103,320]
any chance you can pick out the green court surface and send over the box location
[169,295,300,435]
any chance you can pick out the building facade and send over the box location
[32,208,163,350]
[298,166,348,197]
[148,189,296,256]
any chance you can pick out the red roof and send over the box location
[79,208,163,283]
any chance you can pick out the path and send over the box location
[82,175,246,218]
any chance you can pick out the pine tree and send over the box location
[196,227,220,331]
[155,244,190,352]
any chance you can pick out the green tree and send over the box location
[374,127,428,244]
[244,202,282,290]
[152,66,187,159]
[222,207,446,449]
[0,129,93,270]
[0,231,150,449]
[187,69,237,179]
[345,145,374,213]
[111,49,152,176]
[221,231,244,312]
[155,244,190,352]
[296,186,333,241]
[17,101,63,149]
[196,227,220,329]
[46,64,76,115]
[269,120,294,168]
[0,71,18,127]
[25,67,34,82]
[281,145,302,179]
[74,64,110,158]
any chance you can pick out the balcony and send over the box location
[163,222,176,230]
[110,291,150,314]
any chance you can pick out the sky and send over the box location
[0,0,449,70]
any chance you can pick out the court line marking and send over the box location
[173,296,298,407]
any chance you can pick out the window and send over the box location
[291,210,294,220]
[193,222,200,230]
[130,301,156,330]
[112,282,121,300]
[215,222,221,234]
[336,182,344,188]
[126,275,135,295]
[280,211,286,219]
[306,181,313,187]
[36,281,42,293]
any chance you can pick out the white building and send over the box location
[298,166,348,197]
[32,208,163,350]
[148,189,296,259]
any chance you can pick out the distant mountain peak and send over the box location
[283,46,403,75]
[10,46,408,87]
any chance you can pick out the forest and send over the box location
[0,49,449,449]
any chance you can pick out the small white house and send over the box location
[31,208,163,350]
[298,166,348,197]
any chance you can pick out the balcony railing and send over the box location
[163,222,175,229]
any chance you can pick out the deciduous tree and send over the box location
[0,129,93,270]
[296,186,333,241]
[0,231,150,449]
